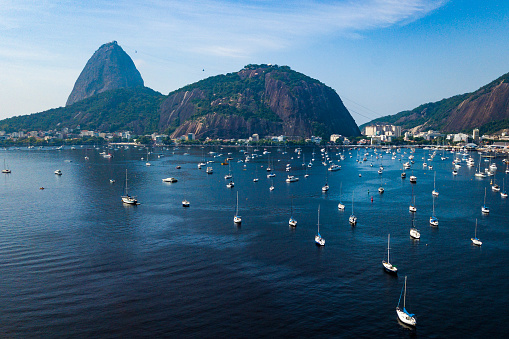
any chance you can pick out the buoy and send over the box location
[371,196,373,202]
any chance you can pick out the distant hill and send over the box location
[1,42,361,139]
[159,64,361,139]
[66,41,144,106]
[362,72,509,135]
[0,87,164,134]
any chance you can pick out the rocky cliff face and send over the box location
[364,72,509,134]
[158,65,360,139]
[66,41,144,106]
[442,78,509,132]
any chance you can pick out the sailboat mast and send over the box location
[317,205,320,233]
[352,191,355,214]
[236,191,239,215]
[387,234,390,263]
[404,276,407,309]
[125,169,128,195]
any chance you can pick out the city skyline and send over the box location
[1,0,508,126]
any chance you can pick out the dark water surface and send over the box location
[0,146,508,338]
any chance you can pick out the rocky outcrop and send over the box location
[159,65,361,139]
[442,80,509,132]
[66,41,144,106]
[364,72,509,134]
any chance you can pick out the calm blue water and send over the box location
[0,145,508,338]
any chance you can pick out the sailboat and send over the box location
[409,184,416,212]
[432,171,439,196]
[269,177,275,191]
[338,182,345,210]
[145,148,151,166]
[378,173,384,194]
[322,168,329,192]
[481,187,490,214]
[289,200,297,227]
[471,219,482,246]
[430,193,438,226]
[396,276,416,326]
[501,178,508,198]
[314,205,325,246]
[410,214,420,239]
[382,234,398,274]
[266,155,272,172]
[226,163,235,187]
[409,170,417,183]
[491,176,500,192]
[2,159,11,173]
[225,162,233,179]
[234,191,241,224]
[121,169,138,205]
[475,154,486,177]
[349,191,357,225]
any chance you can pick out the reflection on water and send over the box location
[0,146,507,337]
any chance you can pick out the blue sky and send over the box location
[1,0,508,126]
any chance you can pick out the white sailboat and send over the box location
[322,168,329,192]
[481,187,489,214]
[475,154,486,177]
[2,159,11,173]
[430,193,438,226]
[338,182,345,210]
[349,191,357,225]
[145,148,151,166]
[182,177,190,207]
[409,169,417,183]
[491,176,500,192]
[471,219,482,246]
[396,276,417,327]
[410,214,420,239]
[225,162,233,179]
[234,191,241,224]
[409,184,416,212]
[378,173,384,194]
[289,200,297,227]
[432,171,439,196]
[121,169,138,205]
[501,178,507,198]
[382,234,398,274]
[314,205,325,246]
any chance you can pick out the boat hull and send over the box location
[314,235,325,246]
[383,261,398,274]
[471,237,482,246]
[410,228,420,239]
[122,196,137,205]
[396,307,416,326]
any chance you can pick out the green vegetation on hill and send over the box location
[0,87,164,133]
[361,93,470,131]
[362,71,509,134]
[173,64,322,123]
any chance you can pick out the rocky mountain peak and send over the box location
[66,41,144,106]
